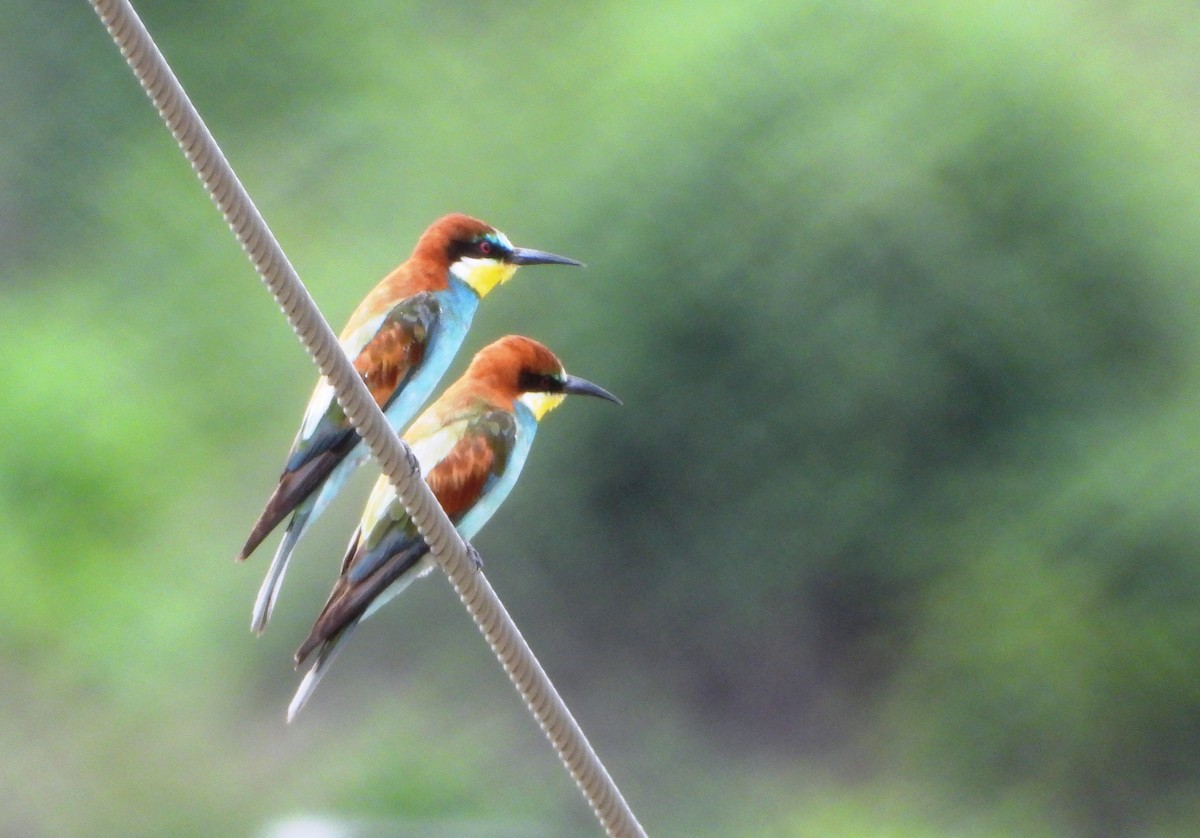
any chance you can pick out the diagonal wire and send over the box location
[86,2,647,835]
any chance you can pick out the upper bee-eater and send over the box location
[286,335,620,720]
[238,214,582,634]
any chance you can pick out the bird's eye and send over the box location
[477,240,493,256]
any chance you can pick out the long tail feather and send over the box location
[287,621,358,723]
[250,508,311,634]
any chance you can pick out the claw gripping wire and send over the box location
[87,2,646,835]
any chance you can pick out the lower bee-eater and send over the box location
[286,335,620,721]
[238,214,581,634]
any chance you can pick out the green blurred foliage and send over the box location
[4,0,1200,835]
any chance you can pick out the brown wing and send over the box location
[424,432,496,519]
[294,410,516,665]
[238,294,440,560]
[237,436,358,560]
[354,292,438,407]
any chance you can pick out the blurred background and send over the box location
[3,1,1200,835]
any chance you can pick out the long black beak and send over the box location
[561,374,622,405]
[510,246,584,267]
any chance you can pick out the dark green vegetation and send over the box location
[3,1,1200,835]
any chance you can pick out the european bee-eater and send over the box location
[239,214,582,634]
[286,335,620,720]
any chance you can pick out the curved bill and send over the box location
[562,374,622,405]
[510,246,584,267]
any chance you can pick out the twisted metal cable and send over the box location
[87,2,647,835]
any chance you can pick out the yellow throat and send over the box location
[453,258,519,297]
[519,391,567,421]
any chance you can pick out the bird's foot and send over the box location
[465,543,484,572]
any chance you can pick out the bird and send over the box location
[238,214,582,634]
[286,335,620,721]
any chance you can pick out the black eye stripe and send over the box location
[450,235,506,262]
[517,370,562,393]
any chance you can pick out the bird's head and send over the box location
[468,335,621,420]
[416,214,582,298]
